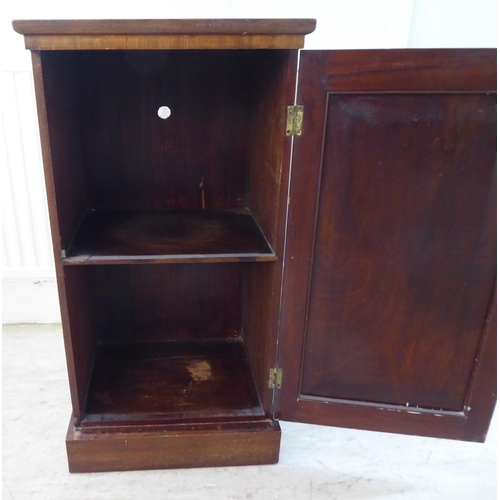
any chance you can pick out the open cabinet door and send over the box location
[276,49,496,442]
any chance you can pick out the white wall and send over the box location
[408,0,497,48]
[1,0,496,323]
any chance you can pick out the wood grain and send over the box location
[59,267,97,422]
[35,51,87,251]
[13,18,316,36]
[277,49,497,441]
[83,339,264,425]
[35,49,294,254]
[242,50,299,414]
[21,18,310,471]
[301,92,496,410]
[74,50,251,211]
[30,46,296,430]
[88,264,242,343]
[31,52,92,422]
[23,34,307,51]
[14,18,316,50]
[63,209,275,264]
[324,49,496,92]
[67,418,281,472]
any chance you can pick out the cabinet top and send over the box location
[12,18,317,51]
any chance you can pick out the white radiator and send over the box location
[2,70,60,323]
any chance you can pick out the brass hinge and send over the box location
[60,249,67,259]
[268,368,283,389]
[286,105,304,136]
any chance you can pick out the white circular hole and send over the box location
[157,106,172,120]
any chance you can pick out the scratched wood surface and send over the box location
[63,208,275,264]
[67,419,281,472]
[83,339,264,425]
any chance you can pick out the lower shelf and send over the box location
[82,338,265,425]
[67,418,281,472]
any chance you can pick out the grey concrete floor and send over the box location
[2,324,497,499]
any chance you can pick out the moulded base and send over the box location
[66,417,281,472]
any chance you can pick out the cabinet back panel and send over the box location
[75,50,255,210]
[88,264,242,342]
[301,93,496,411]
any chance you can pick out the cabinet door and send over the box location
[277,49,496,441]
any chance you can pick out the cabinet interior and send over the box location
[41,48,293,426]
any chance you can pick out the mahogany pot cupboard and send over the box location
[12,19,496,473]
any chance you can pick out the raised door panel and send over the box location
[277,50,496,441]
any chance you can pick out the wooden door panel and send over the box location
[302,92,495,411]
[277,50,496,441]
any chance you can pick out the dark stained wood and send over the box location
[37,49,291,251]
[83,339,263,425]
[325,49,496,92]
[89,264,242,343]
[243,263,282,415]
[67,418,281,472]
[23,14,497,472]
[13,19,316,36]
[35,51,296,254]
[64,208,275,264]
[242,50,299,414]
[35,51,87,251]
[60,267,98,422]
[246,50,296,250]
[302,92,496,410]
[73,50,251,211]
[460,286,497,441]
[21,18,309,473]
[29,44,294,438]
[277,49,497,441]
[31,52,93,422]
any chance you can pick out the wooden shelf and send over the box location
[64,208,276,264]
[82,338,265,426]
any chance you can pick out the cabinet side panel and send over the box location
[31,52,92,422]
[38,51,87,249]
[243,51,297,414]
[246,50,296,249]
[62,266,98,421]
